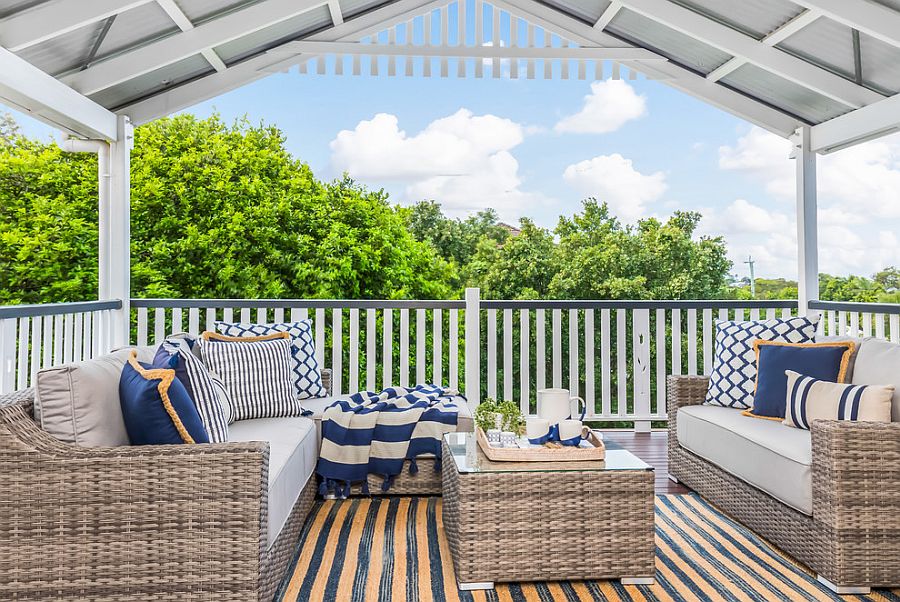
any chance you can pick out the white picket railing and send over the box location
[810,301,900,342]
[0,300,121,394]
[130,292,800,429]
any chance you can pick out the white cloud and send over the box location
[562,153,666,221]
[554,80,647,135]
[329,109,546,219]
[715,127,900,276]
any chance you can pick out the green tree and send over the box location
[874,267,900,293]
[1,112,21,146]
[467,218,557,299]
[549,200,732,300]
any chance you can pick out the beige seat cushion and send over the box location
[35,349,141,446]
[303,395,474,446]
[677,405,812,514]
[852,338,900,421]
[229,417,317,547]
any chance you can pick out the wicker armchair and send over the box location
[668,375,900,594]
[0,388,316,601]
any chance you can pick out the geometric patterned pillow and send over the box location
[215,321,326,400]
[705,316,819,409]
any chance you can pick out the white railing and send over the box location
[131,291,799,429]
[0,300,121,393]
[810,300,900,342]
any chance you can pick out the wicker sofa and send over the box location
[667,337,900,595]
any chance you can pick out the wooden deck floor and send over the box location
[599,430,689,495]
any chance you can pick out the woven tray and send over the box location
[476,427,606,462]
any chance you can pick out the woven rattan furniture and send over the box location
[441,432,655,590]
[668,374,900,595]
[0,388,315,601]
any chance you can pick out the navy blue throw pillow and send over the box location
[746,341,854,420]
[119,351,210,445]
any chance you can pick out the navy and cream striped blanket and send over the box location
[316,384,462,497]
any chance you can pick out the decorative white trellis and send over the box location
[267,0,666,80]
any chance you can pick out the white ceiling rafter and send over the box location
[811,93,900,152]
[155,0,227,73]
[119,0,447,124]
[594,1,623,31]
[62,0,331,96]
[615,0,883,109]
[795,0,900,49]
[492,0,802,137]
[706,9,821,83]
[0,0,154,52]
[0,46,117,139]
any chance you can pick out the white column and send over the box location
[105,115,133,350]
[464,287,481,407]
[793,126,819,317]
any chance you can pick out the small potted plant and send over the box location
[474,398,525,443]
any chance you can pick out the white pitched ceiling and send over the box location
[0,0,898,151]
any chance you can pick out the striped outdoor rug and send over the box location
[277,494,900,601]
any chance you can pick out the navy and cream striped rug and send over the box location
[277,494,900,601]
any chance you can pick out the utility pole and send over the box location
[744,255,756,298]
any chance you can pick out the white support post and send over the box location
[106,116,133,349]
[793,126,819,317]
[464,288,481,408]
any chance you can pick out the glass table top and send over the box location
[444,431,653,474]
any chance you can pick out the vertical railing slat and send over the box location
[72,313,83,363]
[188,307,200,335]
[861,312,873,337]
[600,308,611,416]
[349,308,360,393]
[686,308,697,376]
[366,308,377,391]
[0,319,15,394]
[568,309,579,398]
[400,309,410,388]
[632,308,651,427]
[42,315,53,369]
[30,316,42,386]
[416,308,426,385]
[671,309,682,376]
[81,311,92,361]
[16,317,29,390]
[154,307,165,345]
[137,307,148,347]
[615,309,627,416]
[205,307,216,332]
[535,308,545,394]
[702,308,712,375]
[332,308,343,396]
[383,308,393,389]
[170,307,183,336]
[433,308,443,386]
[655,308,665,417]
[875,313,886,340]
[449,309,459,390]
[53,314,64,365]
[63,313,74,365]
[315,308,326,369]
[584,309,594,417]
[890,314,900,344]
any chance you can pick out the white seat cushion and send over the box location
[303,395,474,446]
[228,417,317,547]
[677,405,813,514]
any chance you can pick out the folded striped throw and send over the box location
[316,385,462,497]
[784,370,894,429]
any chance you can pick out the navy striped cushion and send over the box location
[784,370,894,430]
[200,332,301,421]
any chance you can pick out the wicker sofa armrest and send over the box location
[0,399,271,599]
[666,375,709,422]
[811,419,900,520]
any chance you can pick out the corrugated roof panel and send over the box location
[859,32,900,95]
[776,17,856,83]
[213,6,332,64]
[340,0,395,19]
[870,0,900,11]
[675,0,803,39]
[721,63,854,123]
[0,0,49,20]
[88,54,213,110]
[178,0,265,25]
[606,8,732,75]
[543,0,612,24]
[93,3,180,65]
[15,21,104,76]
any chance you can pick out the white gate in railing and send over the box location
[131,290,799,429]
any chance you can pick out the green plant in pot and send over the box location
[474,398,525,434]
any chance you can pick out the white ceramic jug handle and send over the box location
[571,396,586,421]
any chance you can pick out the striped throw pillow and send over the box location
[155,335,230,442]
[201,332,301,421]
[784,370,894,430]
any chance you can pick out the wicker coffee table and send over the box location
[441,432,655,590]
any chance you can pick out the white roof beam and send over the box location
[707,9,821,82]
[794,0,900,49]
[155,0,227,72]
[275,40,665,60]
[617,0,883,109]
[594,1,623,31]
[328,0,344,26]
[63,0,330,95]
[0,46,117,139]
[810,93,900,152]
[491,0,802,137]
[120,0,447,125]
[0,0,153,52]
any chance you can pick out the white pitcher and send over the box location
[537,388,586,423]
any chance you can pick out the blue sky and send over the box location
[9,68,900,280]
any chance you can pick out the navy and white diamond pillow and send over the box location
[215,320,327,399]
[706,316,819,409]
